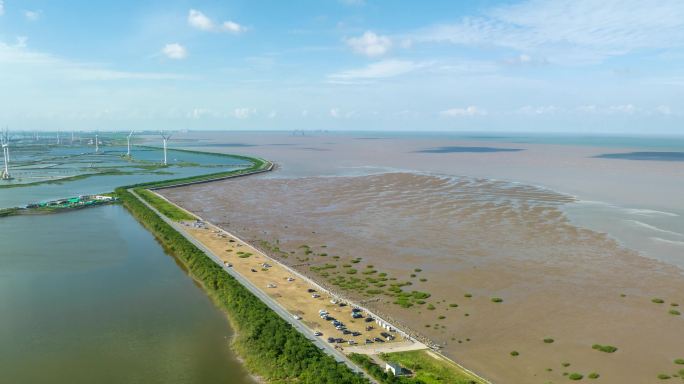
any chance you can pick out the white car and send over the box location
[293,315,302,320]
[224,262,232,267]
[314,331,323,336]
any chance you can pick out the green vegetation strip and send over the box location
[380,350,484,384]
[116,185,367,383]
[136,189,196,221]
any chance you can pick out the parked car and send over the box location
[314,331,323,336]
[365,317,374,323]
[351,331,361,336]
[327,337,335,343]
[365,339,373,344]
[373,337,385,343]
[307,288,316,293]
[293,314,301,320]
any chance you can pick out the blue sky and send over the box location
[0,0,683,133]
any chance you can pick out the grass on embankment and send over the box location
[135,189,196,221]
[116,185,367,384]
[378,350,484,384]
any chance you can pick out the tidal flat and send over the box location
[161,131,684,383]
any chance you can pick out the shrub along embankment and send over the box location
[115,155,367,384]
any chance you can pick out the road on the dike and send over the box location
[129,189,376,383]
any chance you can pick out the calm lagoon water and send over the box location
[0,206,254,384]
[0,146,254,383]
[0,146,250,209]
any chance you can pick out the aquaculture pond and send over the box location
[0,145,249,208]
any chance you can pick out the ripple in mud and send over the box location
[161,172,684,384]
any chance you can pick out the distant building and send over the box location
[385,362,403,376]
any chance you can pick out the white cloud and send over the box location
[410,0,684,65]
[220,21,245,33]
[188,9,214,31]
[267,110,277,119]
[656,105,672,115]
[0,1,4,16]
[608,104,636,114]
[518,105,558,115]
[329,60,424,81]
[24,10,41,21]
[345,31,392,57]
[234,108,255,119]
[188,9,245,34]
[329,108,358,119]
[15,36,28,48]
[162,43,187,60]
[0,40,186,80]
[440,106,487,117]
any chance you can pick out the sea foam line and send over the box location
[651,237,684,247]
[626,220,684,237]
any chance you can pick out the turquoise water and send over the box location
[0,146,249,208]
[323,131,684,150]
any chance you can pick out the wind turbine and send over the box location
[95,132,100,153]
[160,130,172,165]
[56,130,61,145]
[126,130,134,157]
[1,129,12,180]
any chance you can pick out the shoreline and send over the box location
[159,168,684,384]
[143,187,490,384]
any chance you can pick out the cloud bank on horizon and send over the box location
[0,0,682,133]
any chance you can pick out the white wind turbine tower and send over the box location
[1,129,12,180]
[95,132,100,153]
[126,130,134,157]
[56,130,61,145]
[160,131,172,165]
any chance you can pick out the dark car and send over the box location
[335,338,345,343]
[381,332,391,338]
[307,288,316,293]
[365,339,374,344]
[373,337,385,343]
[342,329,352,335]
[365,317,374,323]
[352,331,361,336]
[250,268,257,273]
[327,337,336,343]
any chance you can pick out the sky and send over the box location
[0,0,683,134]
